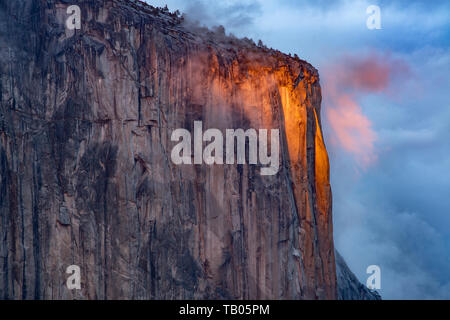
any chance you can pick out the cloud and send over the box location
[321,52,409,167]
[150,0,262,32]
[335,192,450,299]
[325,94,376,167]
[185,1,261,29]
[331,47,450,299]
[337,54,404,92]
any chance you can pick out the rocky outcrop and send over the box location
[336,250,381,300]
[0,0,341,299]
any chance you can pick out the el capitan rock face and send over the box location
[0,0,345,299]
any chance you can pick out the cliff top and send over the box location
[110,0,319,78]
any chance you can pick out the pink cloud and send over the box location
[322,52,410,168]
[326,93,377,167]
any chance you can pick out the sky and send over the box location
[146,0,450,299]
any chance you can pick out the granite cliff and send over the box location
[0,0,377,299]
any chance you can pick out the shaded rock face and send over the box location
[335,251,381,300]
[0,0,338,299]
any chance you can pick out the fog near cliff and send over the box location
[149,0,450,299]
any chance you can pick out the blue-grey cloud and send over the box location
[150,0,262,31]
[329,47,450,299]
